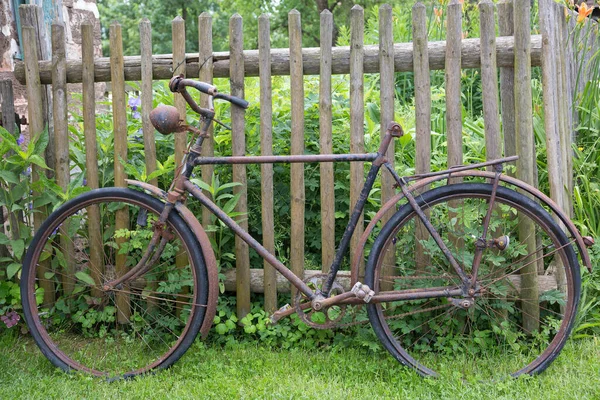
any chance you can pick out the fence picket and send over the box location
[446,0,463,175]
[140,19,158,187]
[258,14,277,313]
[498,0,516,170]
[289,10,305,301]
[109,22,130,323]
[230,14,251,319]
[350,5,365,279]
[319,10,335,274]
[81,22,103,299]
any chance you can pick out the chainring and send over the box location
[294,274,348,329]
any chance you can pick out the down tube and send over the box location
[182,179,316,299]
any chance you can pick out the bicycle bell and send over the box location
[150,105,183,135]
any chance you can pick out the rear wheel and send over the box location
[366,183,580,378]
[21,188,209,379]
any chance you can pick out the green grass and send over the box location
[1,332,599,399]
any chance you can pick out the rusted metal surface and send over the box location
[194,153,378,166]
[125,179,218,338]
[351,168,592,283]
[149,105,183,135]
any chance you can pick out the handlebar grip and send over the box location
[214,93,250,109]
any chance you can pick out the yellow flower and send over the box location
[434,7,443,24]
[577,2,593,23]
[578,146,584,151]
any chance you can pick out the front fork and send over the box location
[384,162,504,297]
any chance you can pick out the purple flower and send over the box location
[133,111,141,120]
[128,96,141,111]
[22,166,31,177]
[83,178,87,186]
[1,311,20,328]
[17,134,24,146]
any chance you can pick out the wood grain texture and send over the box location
[0,80,16,135]
[230,14,251,319]
[379,5,395,290]
[14,36,544,84]
[140,19,158,187]
[81,22,103,298]
[110,22,131,323]
[258,14,277,313]
[319,10,335,274]
[199,13,216,239]
[479,0,501,165]
[23,25,54,305]
[172,16,186,168]
[445,0,463,173]
[289,10,305,302]
[498,0,516,171]
[349,5,365,278]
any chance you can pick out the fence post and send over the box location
[379,4,395,291]
[140,19,158,187]
[319,10,335,275]
[289,9,305,302]
[498,0,515,170]
[22,25,54,305]
[110,22,131,323]
[81,22,103,299]
[412,3,431,272]
[0,80,16,259]
[258,14,277,313]
[349,5,365,279]
[514,0,539,334]
[230,14,251,319]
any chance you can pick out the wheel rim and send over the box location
[24,193,203,378]
[368,186,578,379]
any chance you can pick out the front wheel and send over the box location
[21,188,209,379]
[366,183,580,379]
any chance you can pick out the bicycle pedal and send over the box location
[269,303,291,325]
[351,282,374,303]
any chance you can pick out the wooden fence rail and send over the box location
[11,1,592,320]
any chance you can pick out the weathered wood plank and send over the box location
[140,19,158,187]
[514,0,539,333]
[0,80,16,135]
[289,10,305,302]
[52,23,77,298]
[230,14,251,319]
[479,0,501,165]
[319,10,335,274]
[349,5,365,279]
[199,12,215,240]
[81,22,103,299]
[446,0,463,172]
[498,0,515,170]
[22,25,54,305]
[379,4,395,290]
[172,16,186,167]
[19,4,54,179]
[412,2,431,272]
[110,22,130,323]
[14,36,545,84]
[258,14,277,313]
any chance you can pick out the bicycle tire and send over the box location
[365,183,580,378]
[21,188,209,379]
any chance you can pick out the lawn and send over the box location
[1,333,599,399]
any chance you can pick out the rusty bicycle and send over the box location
[21,76,592,379]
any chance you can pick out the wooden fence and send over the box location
[6,0,595,318]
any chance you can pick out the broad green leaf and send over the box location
[7,263,21,279]
[0,170,19,185]
[75,271,97,286]
[10,239,24,260]
[28,154,49,169]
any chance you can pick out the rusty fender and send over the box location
[351,170,592,283]
[125,179,218,338]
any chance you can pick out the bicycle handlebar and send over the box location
[169,75,250,110]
